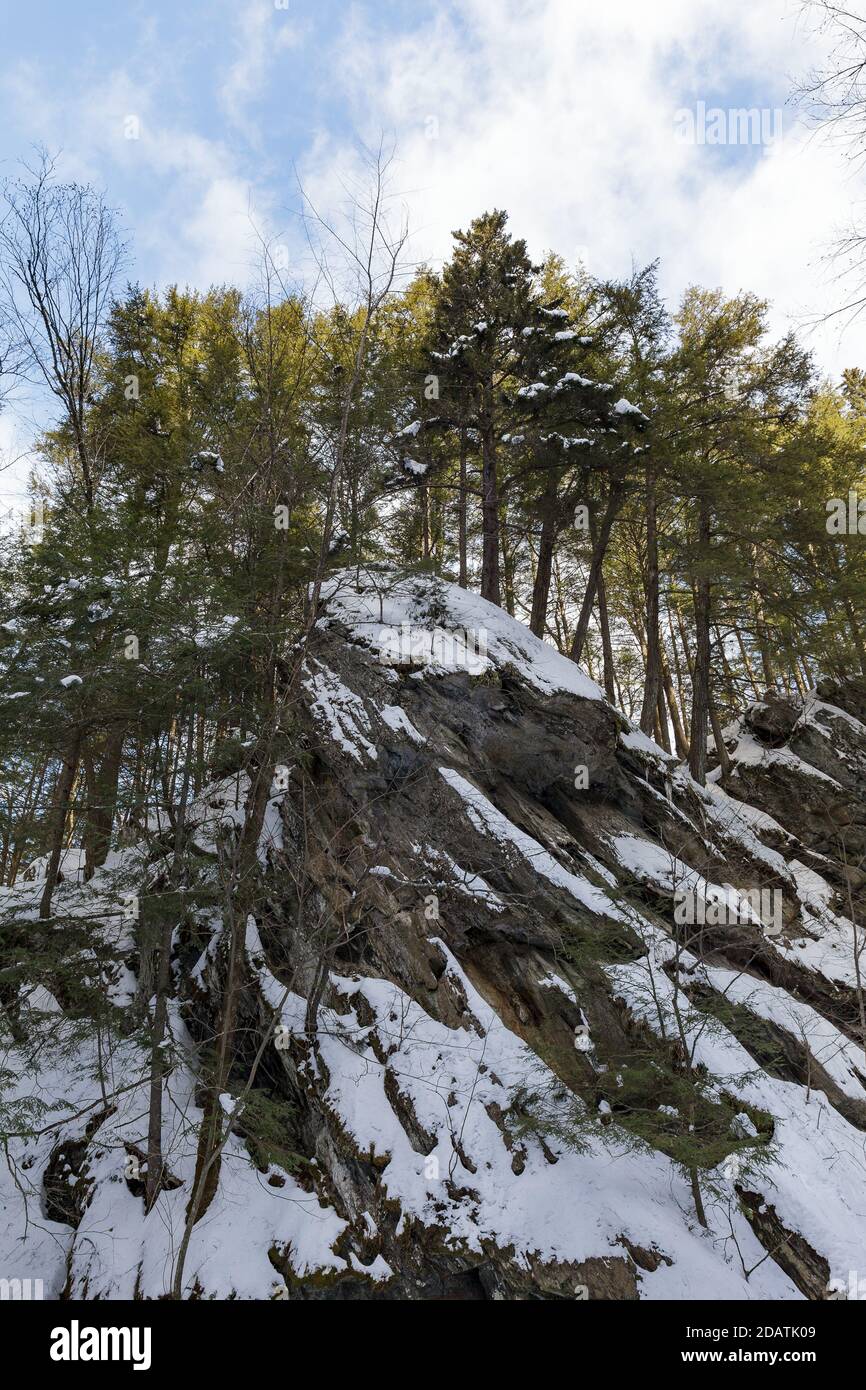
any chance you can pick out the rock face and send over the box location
[3,570,866,1301]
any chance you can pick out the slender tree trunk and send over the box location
[421,483,431,560]
[195,702,206,794]
[145,715,195,1212]
[734,626,762,700]
[655,682,672,753]
[83,726,125,876]
[714,625,738,708]
[552,555,571,654]
[662,658,689,760]
[709,699,732,781]
[789,658,807,699]
[480,385,501,606]
[501,505,517,617]
[639,462,662,737]
[669,608,691,742]
[458,426,468,589]
[688,499,712,786]
[82,745,97,882]
[751,551,775,689]
[754,607,776,689]
[39,729,82,920]
[570,483,624,665]
[529,474,559,637]
[597,567,617,703]
[3,756,47,887]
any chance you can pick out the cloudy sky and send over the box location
[1,0,864,499]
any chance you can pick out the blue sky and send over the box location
[0,0,863,497]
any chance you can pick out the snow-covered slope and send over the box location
[3,570,866,1300]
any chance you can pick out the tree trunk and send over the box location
[751,551,776,690]
[421,483,431,560]
[655,681,672,753]
[662,658,690,760]
[501,505,517,617]
[709,699,732,781]
[529,474,558,637]
[597,567,617,703]
[39,729,82,920]
[83,726,125,876]
[734,626,762,700]
[688,499,712,786]
[669,607,691,742]
[570,483,624,665]
[145,715,195,1212]
[639,462,662,737]
[458,426,468,589]
[480,385,501,606]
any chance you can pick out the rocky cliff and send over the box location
[3,570,866,1300]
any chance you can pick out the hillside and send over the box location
[2,570,865,1301]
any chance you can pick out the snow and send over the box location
[800,693,866,742]
[248,918,797,1298]
[607,832,765,927]
[770,860,865,990]
[541,432,593,450]
[380,704,426,744]
[303,658,378,763]
[702,961,866,1103]
[613,397,645,418]
[419,843,505,912]
[195,450,224,472]
[706,780,794,841]
[620,726,677,762]
[555,371,605,392]
[319,571,605,703]
[4,570,866,1302]
[701,783,792,881]
[0,972,356,1299]
[440,768,634,924]
[607,932,866,1292]
[727,730,843,787]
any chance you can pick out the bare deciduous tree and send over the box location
[0,150,126,510]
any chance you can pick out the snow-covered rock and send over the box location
[2,571,866,1301]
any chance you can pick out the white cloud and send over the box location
[2,0,864,375]
[219,0,301,146]
[0,56,276,293]
[299,0,866,375]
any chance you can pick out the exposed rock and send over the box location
[3,570,866,1302]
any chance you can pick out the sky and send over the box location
[1,0,864,505]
